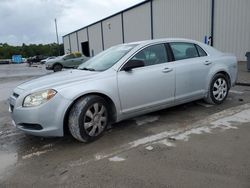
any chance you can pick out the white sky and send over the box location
[0,0,144,45]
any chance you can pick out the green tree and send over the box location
[0,43,64,59]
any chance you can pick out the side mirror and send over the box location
[123,59,145,71]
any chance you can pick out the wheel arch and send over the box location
[208,68,231,88]
[205,68,232,99]
[53,62,62,68]
[211,70,231,88]
[63,92,117,135]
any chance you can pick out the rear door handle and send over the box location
[204,61,212,65]
[162,68,173,73]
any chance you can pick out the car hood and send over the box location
[17,69,99,92]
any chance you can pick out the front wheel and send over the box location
[53,64,63,72]
[68,95,109,142]
[205,73,229,104]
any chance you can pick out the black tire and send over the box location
[68,95,109,142]
[205,73,229,104]
[53,64,63,72]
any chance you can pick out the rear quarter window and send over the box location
[196,45,207,57]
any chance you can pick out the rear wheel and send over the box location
[205,73,229,104]
[53,64,62,72]
[68,95,109,142]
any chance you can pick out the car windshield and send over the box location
[78,44,137,71]
[61,54,68,58]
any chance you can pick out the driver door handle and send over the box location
[162,67,173,73]
[204,61,212,65]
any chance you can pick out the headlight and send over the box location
[23,89,57,107]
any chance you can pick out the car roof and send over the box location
[126,38,202,46]
[111,37,223,71]
[122,38,222,57]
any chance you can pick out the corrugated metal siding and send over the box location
[69,33,78,53]
[102,14,123,50]
[88,23,103,56]
[214,0,250,61]
[123,2,151,43]
[153,0,211,42]
[63,36,70,54]
[77,29,88,54]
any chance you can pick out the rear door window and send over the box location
[169,42,199,60]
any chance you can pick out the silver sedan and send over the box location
[9,38,237,142]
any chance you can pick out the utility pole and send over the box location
[54,18,60,56]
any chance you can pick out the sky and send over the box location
[0,0,144,45]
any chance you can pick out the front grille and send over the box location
[9,91,20,112]
[13,92,19,98]
[10,104,14,112]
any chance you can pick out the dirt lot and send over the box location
[0,63,250,187]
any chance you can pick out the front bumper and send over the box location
[9,89,72,137]
[45,64,53,70]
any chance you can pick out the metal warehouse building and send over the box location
[63,0,250,61]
